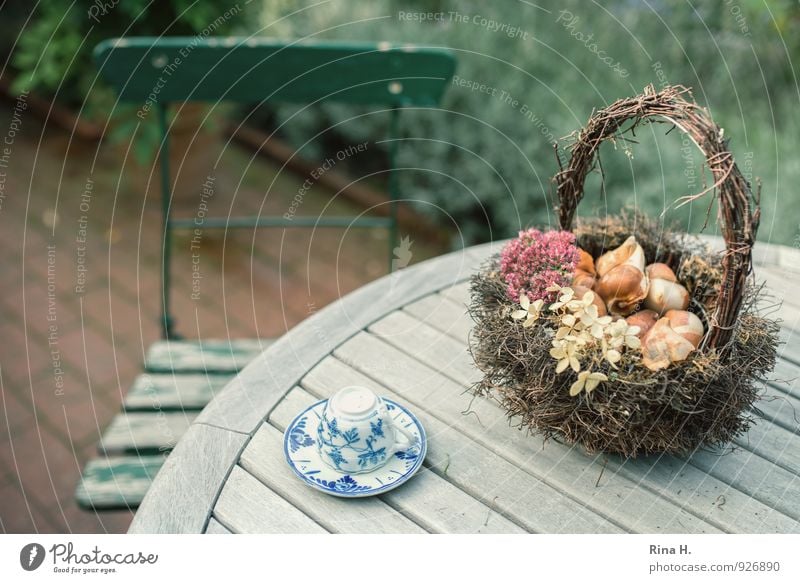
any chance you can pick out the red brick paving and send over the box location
[0,112,446,533]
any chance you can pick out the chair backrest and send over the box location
[93,37,456,106]
[94,37,455,339]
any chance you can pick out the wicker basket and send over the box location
[469,85,779,457]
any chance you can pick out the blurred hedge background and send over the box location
[4,0,798,246]
[256,0,800,246]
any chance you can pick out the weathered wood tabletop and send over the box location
[129,238,800,534]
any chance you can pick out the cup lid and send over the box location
[329,386,378,418]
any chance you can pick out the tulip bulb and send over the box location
[573,249,597,288]
[644,279,690,315]
[664,309,704,347]
[577,249,596,274]
[645,263,677,282]
[625,309,659,338]
[573,270,596,289]
[594,263,649,316]
[641,317,696,371]
[596,236,646,277]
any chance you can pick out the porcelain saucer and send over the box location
[283,398,426,498]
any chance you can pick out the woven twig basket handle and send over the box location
[554,85,760,350]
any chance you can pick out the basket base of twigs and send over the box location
[469,212,779,457]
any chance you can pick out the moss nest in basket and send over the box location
[469,213,779,457]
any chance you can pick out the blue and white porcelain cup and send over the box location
[317,386,418,474]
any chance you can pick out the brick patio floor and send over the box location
[0,110,445,533]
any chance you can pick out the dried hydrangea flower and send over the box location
[550,287,576,311]
[569,370,609,396]
[606,319,642,350]
[550,337,582,373]
[579,304,613,339]
[555,313,580,339]
[601,338,622,367]
[510,293,544,328]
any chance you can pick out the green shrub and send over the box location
[259,0,800,245]
[10,1,254,162]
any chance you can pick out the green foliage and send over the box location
[10,1,252,163]
[259,0,800,245]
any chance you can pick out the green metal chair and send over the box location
[76,37,455,511]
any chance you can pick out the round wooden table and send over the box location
[129,239,800,534]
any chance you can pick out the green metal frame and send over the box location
[94,37,455,338]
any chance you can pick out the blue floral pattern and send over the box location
[343,427,360,444]
[394,449,419,461]
[288,418,315,453]
[326,448,347,470]
[358,436,387,468]
[310,474,372,494]
[370,419,385,438]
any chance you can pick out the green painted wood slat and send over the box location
[94,37,456,106]
[124,373,233,412]
[76,455,165,511]
[144,339,267,373]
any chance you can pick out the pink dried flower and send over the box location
[499,229,579,303]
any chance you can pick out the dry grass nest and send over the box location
[469,213,780,457]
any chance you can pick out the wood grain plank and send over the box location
[301,357,624,533]
[205,518,232,534]
[268,389,524,534]
[403,293,472,343]
[381,461,526,533]
[437,281,471,306]
[370,310,480,388]
[334,333,722,533]
[775,245,800,274]
[756,384,800,435]
[771,358,800,400]
[99,412,195,455]
[214,466,327,534]
[76,455,165,510]
[124,373,232,411]
[128,424,247,533]
[778,324,800,367]
[737,418,800,475]
[688,447,800,522]
[146,339,268,373]
[757,269,800,311]
[242,390,426,534]
[618,455,799,533]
